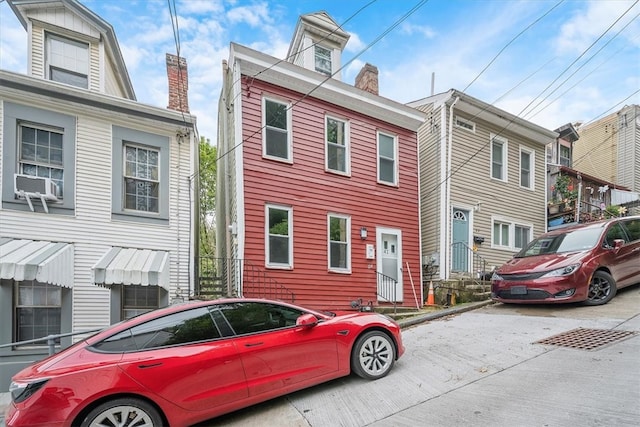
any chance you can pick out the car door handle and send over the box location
[244,342,263,347]
[138,362,163,369]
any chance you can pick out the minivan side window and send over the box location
[92,307,220,352]
[604,223,628,247]
[622,219,640,241]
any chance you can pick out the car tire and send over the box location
[81,397,162,427]
[351,330,395,380]
[583,270,617,306]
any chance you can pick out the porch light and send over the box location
[360,227,368,240]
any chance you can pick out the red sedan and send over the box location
[492,216,640,305]
[5,298,404,427]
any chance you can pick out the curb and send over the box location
[398,299,496,329]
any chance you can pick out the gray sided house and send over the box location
[0,0,197,390]
[408,90,557,283]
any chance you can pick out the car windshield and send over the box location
[515,227,603,257]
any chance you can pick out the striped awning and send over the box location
[92,247,169,290]
[0,238,74,288]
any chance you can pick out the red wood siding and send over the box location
[240,77,421,310]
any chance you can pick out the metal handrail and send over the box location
[376,271,398,314]
[451,241,488,279]
[0,329,102,356]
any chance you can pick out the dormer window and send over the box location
[314,45,332,76]
[46,33,89,89]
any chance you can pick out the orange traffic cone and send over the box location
[426,281,435,306]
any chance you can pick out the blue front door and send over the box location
[452,209,469,272]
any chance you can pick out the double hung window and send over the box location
[266,205,292,268]
[46,33,89,89]
[328,214,350,271]
[326,116,349,174]
[263,98,291,161]
[19,123,64,198]
[378,132,397,185]
[314,45,332,76]
[491,135,508,181]
[520,147,534,189]
[124,144,160,213]
[15,281,61,345]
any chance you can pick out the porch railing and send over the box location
[197,257,295,303]
[0,329,102,356]
[450,242,489,280]
[376,271,397,314]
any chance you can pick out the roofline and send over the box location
[408,89,558,144]
[7,0,136,100]
[230,42,426,131]
[1,70,194,128]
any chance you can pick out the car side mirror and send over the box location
[296,313,318,328]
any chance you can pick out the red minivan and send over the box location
[492,216,640,305]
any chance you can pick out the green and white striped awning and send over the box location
[92,247,169,290]
[0,238,74,287]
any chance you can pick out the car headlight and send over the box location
[491,272,503,281]
[9,379,49,403]
[541,263,581,278]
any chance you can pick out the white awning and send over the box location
[0,238,74,288]
[93,247,169,290]
[611,189,640,205]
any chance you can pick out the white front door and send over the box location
[377,228,403,302]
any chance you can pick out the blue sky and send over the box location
[1,0,639,142]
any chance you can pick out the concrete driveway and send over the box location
[208,285,640,426]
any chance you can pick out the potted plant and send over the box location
[554,173,577,211]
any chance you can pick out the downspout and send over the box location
[445,96,459,280]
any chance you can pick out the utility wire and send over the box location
[425,3,639,197]
[462,0,564,93]
[216,0,430,164]
[520,0,639,118]
[224,0,378,111]
[525,8,640,120]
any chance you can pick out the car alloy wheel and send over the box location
[82,398,162,427]
[351,331,395,380]
[584,270,617,306]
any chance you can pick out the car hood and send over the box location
[498,251,589,274]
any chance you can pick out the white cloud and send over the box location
[227,3,273,27]
[345,32,365,53]
[399,23,436,39]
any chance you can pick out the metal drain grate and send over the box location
[535,328,637,351]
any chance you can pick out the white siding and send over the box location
[1,89,195,332]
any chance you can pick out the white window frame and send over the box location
[327,213,351,273]
[454,116,476,133]
[123,143,160,213]
[265,204,293,269]
[490,134,508,182]
[45,32,89,89]
[262,97,292,162]
[18,121,65,199]
[325,115,350,175]
[377,131,398,186]
[314,44,332,76]
[491,216,533,251]
[519,146,535,190]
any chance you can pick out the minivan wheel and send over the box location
[81,398,162,427]
[583,271,617,306]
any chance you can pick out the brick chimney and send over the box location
[166,53,189,113]
[354,63,379,95]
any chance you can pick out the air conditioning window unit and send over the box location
[14,174,59,201]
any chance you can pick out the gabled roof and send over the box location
[286,11,350,61]
[231,42,425,131]
[7,0,136,100]
[408,89,558,144]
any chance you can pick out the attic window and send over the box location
[455,116,475,132]
[314,45,332,76]
[46,33,89,89]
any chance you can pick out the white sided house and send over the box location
[0,0,198,390]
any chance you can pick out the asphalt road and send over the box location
[207,285,640,427]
